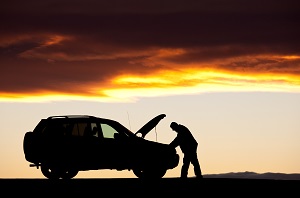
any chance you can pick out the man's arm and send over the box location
[169,136,179,148]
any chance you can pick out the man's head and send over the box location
[170,122,179,131]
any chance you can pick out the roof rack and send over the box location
[47,115,97,119]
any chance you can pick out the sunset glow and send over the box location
[1,68,299,103]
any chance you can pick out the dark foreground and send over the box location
[0,178,298,196]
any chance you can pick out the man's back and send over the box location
[171,123,198,153]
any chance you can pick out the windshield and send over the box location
[100,118,135,137]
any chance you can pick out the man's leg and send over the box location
[181,155,191,178]
[190,152,202,178]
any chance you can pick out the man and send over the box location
[169,122,203,179]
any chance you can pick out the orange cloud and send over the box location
[1,65,299,103]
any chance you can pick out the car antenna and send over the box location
[126,111,132,130]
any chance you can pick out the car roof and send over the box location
[36,115,135,136]
[43,115,121,127]
[46,115,97,119]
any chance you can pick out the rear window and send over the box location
[39,120,68,136]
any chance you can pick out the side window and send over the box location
[64,123,73,136]
[91,122,99,137]
[71,122,88,136]
[101,123,118,139]
[42,121,65,136]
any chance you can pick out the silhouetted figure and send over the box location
[92,126,99,137]
[169,122,203,179]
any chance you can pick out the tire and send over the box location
[133,169,144,179]
[150,168,167,179]
[133,168,166,179]
[41,165,61,179]
[41,165,78,179]
[61,169,79,179]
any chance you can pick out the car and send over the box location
[23,114,179,179]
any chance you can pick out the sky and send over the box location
[0,0,299,178]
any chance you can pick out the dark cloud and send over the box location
[0,0,299,98]
[2,0,299,15]
[2,12,299,47]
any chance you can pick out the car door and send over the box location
[63,120,101,167]
[98,122,132,169]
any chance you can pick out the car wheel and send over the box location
[41,165,61,179]
[133,169,144,179]
[133,168,166,179]
[149,168,167,179]
[61,169,79,179]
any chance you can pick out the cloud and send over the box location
[0,0,299,102]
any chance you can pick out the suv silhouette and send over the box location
[23,114,179,179]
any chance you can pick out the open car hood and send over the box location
[135,114,166,138]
